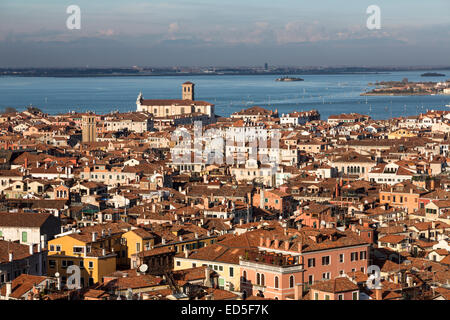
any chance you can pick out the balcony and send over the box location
[252,284,266,292]
[240,250,304,274]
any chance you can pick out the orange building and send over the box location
[379,181,428,214]
[253,189,294,216]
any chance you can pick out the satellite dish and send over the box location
[54,272,60,278]
[139,264,148,273]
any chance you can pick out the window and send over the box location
[289,275,294,288]
[322,256,330,265]
[339,254,344,263]
[360,251,367,260]
[50,245,55,251]
[325,294,330,300]
[136,243,140,252]
[314,292,319,300]
[176,261,181,267]
[338,294,344,300]
[62,260,67,268]
[322,272,330,280]
[192,263,196,268]
[352,292,358,300]
[56,245,61,252]
[218,278,225,289]
[274,276,279,289]
[79,261,84,269]
[256,273,261,285]
[49,260,56,268]
[351,252,358,261]
[308,275,314,284]
[229,267,234,277]
[73,246,84,254]
[88,261,94,269]
[21,231,27,243]
[308,258,315,267]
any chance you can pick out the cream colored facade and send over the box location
[174,256,241,292]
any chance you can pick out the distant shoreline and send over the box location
[0,71,393,78]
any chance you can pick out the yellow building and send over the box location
[121,228,155,265]
[174,254,241,293]
[388,129,416,140]
[47,222,132,286]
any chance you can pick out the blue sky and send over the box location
[0,0,449,67]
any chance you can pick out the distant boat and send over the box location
[276,76,304,82]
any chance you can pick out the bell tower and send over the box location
[182,82,195,100]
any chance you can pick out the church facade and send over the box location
[136,82,215,118]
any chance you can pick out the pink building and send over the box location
[239,227,370,300]
[239,250,304,300]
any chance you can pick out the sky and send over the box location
[0,0,449,67]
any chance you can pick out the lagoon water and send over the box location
[0,70,449,120]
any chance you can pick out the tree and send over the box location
[27,106,43,114]
[1,107,17,114]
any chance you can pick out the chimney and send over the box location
[260,189,265,208]
[203,196,209,209]
[184,249,189,258]
[161,238,166,245]
[375,287,382,300]
[108,228,112,236]
[255,236,263,249]
[239,219,244,226]
[274,238,280,248]
[56,274,62,290]
[92,232,97,242]
[101,229,106,238]
[8,252,13,262]
[430,179,435,190]
[6,282,12,299]
[102,248,106,256]
[294,284,303,300]
[195,233,199,239]
[29,244,34,255]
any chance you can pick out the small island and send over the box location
[421,72,445,77]
[361,78,450,96]
[276,76,304,82]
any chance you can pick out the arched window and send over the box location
[256,273,260,285]
[243,271,247,282]
[261,274,265,286]
[289,275,294,288]
[274,276,279,289]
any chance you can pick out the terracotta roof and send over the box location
[310,277,359,293]
[0,212,54,228]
